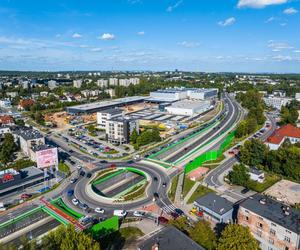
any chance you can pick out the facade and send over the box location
[263,96,291,110]
[105,88,116,98]
[0,99,12,108]
[266,124,300,150]
[194,193,234,225]
[249,168,265,183]
[106,117,139,144]
[48,80,58,90]
[14,128,45,158]
[97,108,124,129]
[0,115,14,125]
[30,144,58,169]
[165,100,211,116]
[238,194,300,250]
[188,88,218,100]
[73,79,83,88]
[109,78,118,86]
[97,79,108,88]
[119,78,140,87]
[296,93,300,101]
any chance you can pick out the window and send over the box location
[258,216,264,221]
[257,222,263,228]
[271,223,277,227]
[245,210,249,213]
[268,238,274,245]
[270,229,276,236]
[284,236,290,243]
[285,230,291,234]
[245,216,249,221]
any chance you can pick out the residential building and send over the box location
[97,79,108,88]
[109,78,118,86]
[193,193,234,225]
[138,226,205,250]
[263,96,291,110]
[73,79,83,88]
[266,124,300,150]
[0,99,12,108]
[48,80,58,90]
[14,128,45,158]
[18,99,35,111]
[295,93,300,101]
[6,92,18,98]
[119,78,140,87]
[0,115,14,126]
[0,126,11,138]
[106,117,139,144]
[105,88,116,98]
[97,108,124,129]
[165,100,212,116]
[238,194,300,250]
[249,168,265,183]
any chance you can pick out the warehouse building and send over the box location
[188,88,218,100]
[66,96,146,114]
[165,100,212,116]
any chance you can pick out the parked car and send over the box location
[94,207,105,214]
[171,212,179,219]
[175,208,184,216]
[20,193,32,199]
[158,216,169,224]
[241,187,250,194]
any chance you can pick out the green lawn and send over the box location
[119,227,144,240]
[247,174,280,193]
[168,175,179,202]
[122,181,148,201]
[187,185,214,204]
[182,176,196,197]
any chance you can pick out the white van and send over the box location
[113,210,127,217]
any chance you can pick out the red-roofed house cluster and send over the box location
[266,124,300,150]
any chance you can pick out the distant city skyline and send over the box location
[0,0,299,73]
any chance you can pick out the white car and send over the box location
[76,165,82,170]
[70,178,77,184]
[113,210,127,217]
[133,211,145,217]
[95,207,105,214]
[72,198,79,205]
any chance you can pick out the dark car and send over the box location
[153,177,158,181]
[80,171,86,177]
[175,208,184,216]
[126,160,134,164]
[86,172,92,178]
[153,192,159,200]
[170,212,179,219]
[158,216,169,224]
[100,160,108,164]
[67,189,74,197]
[241,187,250,194]
[69,160,76,165]
[162,182,167,188]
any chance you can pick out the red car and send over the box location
[158,216,169,224]
[21,193,32,199]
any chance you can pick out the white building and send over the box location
[106,117,139,144]
[97,79,108,88]
[97,108,124,129]
[0,99,12,108]
[249,168,265,183]
[48,80,58,90]
[109,78,118,86]
[263,96,291,110]
[105,88,116,98]
[165,100,212,116]
[295,93,300,101]
[73,79,83,88]
[188,88,218,100]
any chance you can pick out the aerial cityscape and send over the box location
[0,0,300,250]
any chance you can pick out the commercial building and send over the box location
[165,100,212,116]
[263,96,291,110]
[266,124,300,150]
[188,88,218,100]
[14,128,45,158]
[30,144,58,169]
[138,226,205,250]
[66,96,146,114]
[106,117,139,144]
[238,194,300,250]
[0,167,44,197]
[97,108,124,129]
[193,193,234,225]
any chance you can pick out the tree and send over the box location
[168,217,190,235]
[130,128,139,144]
[189,221,217,250]
[217,224,259,250]
[240,139,268,167]
[14,119,25,126]
[0,133,18,164]
[228,164,250,186]
[40,225,100,250]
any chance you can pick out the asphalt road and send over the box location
[166,93,239,163]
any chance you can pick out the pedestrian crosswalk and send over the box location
[161,204,177,214]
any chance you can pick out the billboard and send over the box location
[36,147,58,169]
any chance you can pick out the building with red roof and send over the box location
[0,115,14,125]
[18,99,35,111]
[266,124,300,150]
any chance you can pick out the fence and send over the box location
[184,131,235,174]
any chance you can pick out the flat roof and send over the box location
[194,193,234,215]
[240,193,300,234]
[31,144,56,152]
[138,226,205,250]
[67,96,146,112]
[98,108,123,115]
[14,128,43,141]
[168,100,210,109]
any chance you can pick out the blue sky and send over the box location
[0,0,299,72]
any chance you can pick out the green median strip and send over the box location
[51,198,84,220]
[41,206,69,226]
[113,179,147,199]
[92,169,126,186]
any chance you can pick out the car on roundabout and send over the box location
[72,198,79,205]
[95,207,105,214]
[113,210,127,217]
[133,211,145,217]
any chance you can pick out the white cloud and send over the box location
[237,0,287,8]
[166,0,183,12]
[265,16,275,23]
[137,31,145,36]
[280,22,287,26]
[283,7,298,15]
[218,17,236,27]
[272,55,292,61]
[72,33,82,38]
[90,48,102,52]
[268,40,293,51]
[98,33,115,40]
[293,50,300,53]
[178,41,200,48]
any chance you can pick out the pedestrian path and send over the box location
[183,181,200,204]
[174,172,184,205]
